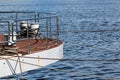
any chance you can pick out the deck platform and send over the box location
[0,39,62,56]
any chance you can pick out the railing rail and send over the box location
[0,11,56,15]
[0,11,59,54]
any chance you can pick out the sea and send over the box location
[0,0,120,80]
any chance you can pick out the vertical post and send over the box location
[50,17,52,39]
[16,13,18,33]
[56,16,59,45]
[46,20,48,49]
[38,13,40,22]
[8,21,11,42]
[37,13,41,39]
[12,22,14,42]
[34,13,37,22]
[38,18,41,39]
[27,22,30,54]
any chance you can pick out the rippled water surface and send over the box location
[1,0,120,80]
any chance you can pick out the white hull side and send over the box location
[0,44,63,78]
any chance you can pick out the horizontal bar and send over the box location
[0,21,9,23]
[14,16,57,22]
[0,11,35,13]
[0,11,56,15]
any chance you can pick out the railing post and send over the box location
[37,13,41,39]
[56,16,59,45]
[16,13,18,33]
[8,21,11,42]
[38,13,40,22]
[27,21,30,54]
[46,20,48,49]
[34,13,37,22]
[49,17,52,39]
[12,22,14,42]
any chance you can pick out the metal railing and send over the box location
[0,11,59,54]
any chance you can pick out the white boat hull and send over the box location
[0,44,63,78]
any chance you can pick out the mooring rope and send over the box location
[20,56,120,62]
[5,59,16,75]
[40,29,120,33]
[0,56,118,80]
[1,55,119,62]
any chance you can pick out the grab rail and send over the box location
[0,11,59,54]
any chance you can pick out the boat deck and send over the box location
[0,38,62,56]
[17,38,62,54]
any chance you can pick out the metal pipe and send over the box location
[38,19,41,39]
[27,21,30,54]
[34,13,37,22]
[37,13,40,39]
[8,21,11,42]
[14,16,56,22]
[16,13,18,33]
[12,22,14,42]
[0,11,35,13]
[56,16,59,45]
[46,20,48,49]
[49,17,52,39]
[0,11,56,15]
[38,13,40,22]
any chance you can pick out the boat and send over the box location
[0,11,63,78]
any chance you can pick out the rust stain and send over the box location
[17,38,62,55]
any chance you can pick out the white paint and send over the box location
[30,23,39,29]
[30,23,39,34]
[0,44,63,78]
[20,21,28,28]
[4,32,17,46]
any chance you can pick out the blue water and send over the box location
[1,0,120,80]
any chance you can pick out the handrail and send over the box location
[14,16,57,22]
[0,13,57,22]
[0,11,59,50]
[0,11,56,15]
[0,21,10,42]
